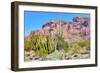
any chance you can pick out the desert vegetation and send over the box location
[24,34,90,61]
[24,17,90,61]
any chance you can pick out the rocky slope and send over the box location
[27,16,90,42]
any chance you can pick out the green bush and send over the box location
[24,39,33,51]
[77,40,90,48]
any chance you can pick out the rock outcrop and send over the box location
[27,16,90,42]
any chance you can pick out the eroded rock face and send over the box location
[27,16,90,42]
[72,17,90,27]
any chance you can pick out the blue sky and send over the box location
[24,11,90,36]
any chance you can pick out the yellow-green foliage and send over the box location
[70,43,81,53]
[77,40,90,54]
[25,34,57,56]
[24,39,33,51]
[47,35,57,53]
[63,41,69,52]
[37,34,57,56]
[66,40,90,54]
[78,40,90,48]
[25,32,90,56]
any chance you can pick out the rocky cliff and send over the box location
[27,16,90,42]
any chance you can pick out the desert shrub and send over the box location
[77,40,90,48]
[56,33,65,50]
[63,41,69,52]
[46,50,64,60]
[24,39,33,51]
[77,40,90,54]
[67,40,90,54]
[68,43,81,54]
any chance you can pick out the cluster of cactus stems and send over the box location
[35,34,57,56]
[25,34,57,56]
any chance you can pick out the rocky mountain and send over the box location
[27,16,90,42]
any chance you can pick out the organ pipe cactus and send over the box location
[26,34,57,56]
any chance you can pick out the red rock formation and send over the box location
[27,16,90,42]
